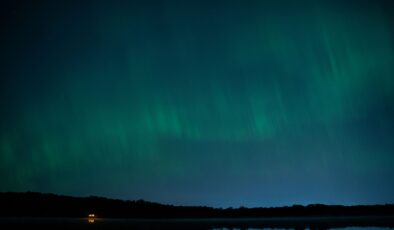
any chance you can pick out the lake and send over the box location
[1,216,394,229]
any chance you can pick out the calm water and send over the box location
[1,217,393,229]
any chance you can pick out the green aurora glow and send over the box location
[1,0,394,207]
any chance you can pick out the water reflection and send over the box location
[1,218,393,229]
[212,228,393,230]
[333,228,394,230]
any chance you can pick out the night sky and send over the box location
[1,0,394,208]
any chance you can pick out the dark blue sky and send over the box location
[1,0,394,207]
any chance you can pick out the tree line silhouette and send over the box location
[1,192,394,219]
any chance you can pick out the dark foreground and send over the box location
[1,216,394,230]
[2,192,394,229]
[2,192,394,219]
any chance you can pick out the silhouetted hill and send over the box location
[1,192,394,218]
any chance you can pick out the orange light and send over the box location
[88,214,95,218]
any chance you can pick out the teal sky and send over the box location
[1,0,394,207]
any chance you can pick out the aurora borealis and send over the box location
[1,0,394,207]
